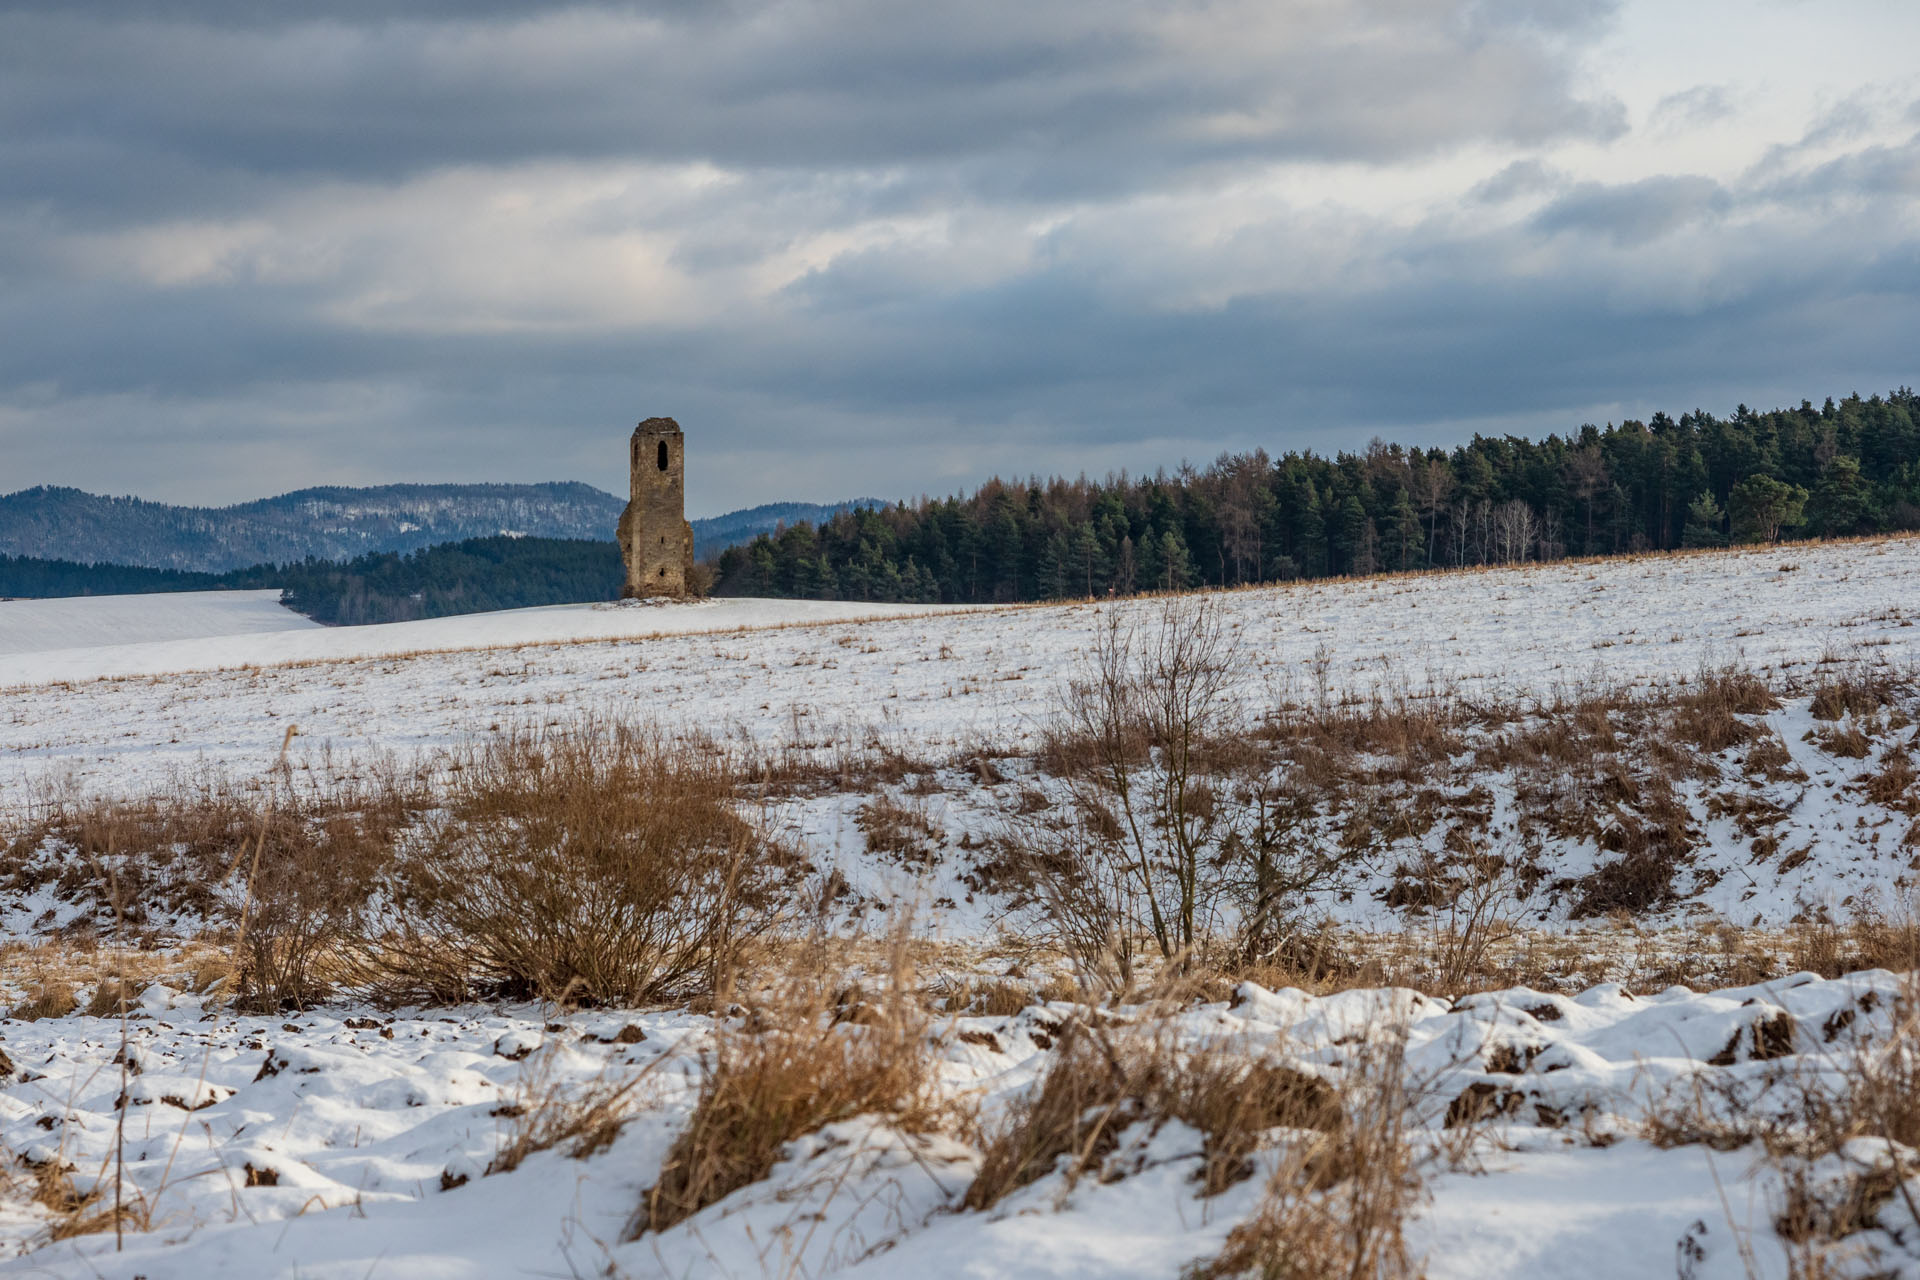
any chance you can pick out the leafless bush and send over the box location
[376,718,788,1007]
[1017,601,1338,987]
[1421,852,1523,993]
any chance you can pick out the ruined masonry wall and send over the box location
[616,416,695,597]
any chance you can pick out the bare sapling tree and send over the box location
[1022,599,1250,984]
[1217,765,1343,969]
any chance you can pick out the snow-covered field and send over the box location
[0,968,1909,1279]
[0,590,318,658]
[2,538,1919,1276]
[0,594,962,685]
[3,537,1916,934]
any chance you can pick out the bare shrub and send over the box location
[1016,601,1336,987]
[378,718,787,1007]
[1421,853,1522,993]
[631,938,947,1236]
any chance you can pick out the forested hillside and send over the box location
[0,556,230,598]
[0,483,626,572]
[690,500,882,558]
[714,390,1919,603]
[0,485,874,575]
[272,537,621,624]
[0,538,620,625]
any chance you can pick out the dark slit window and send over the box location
[657,441,669,471]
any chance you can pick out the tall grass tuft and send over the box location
[630,931,950,1236]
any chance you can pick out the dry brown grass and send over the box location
[231,769,421,1012]
[1672,665,1781,752]
[28,1159,145,1243]
[630,934,952,1236]
[1636,975,1920,1276]
[1185,1034,1422,1280]
[855,795,944,866]
[1809,665,1906,723]
[487,1056,658,1177]
[1862,746,1918,812]
[964,1018,1343,1209]
[10,982,77,1021]
[2,760,426,1012]
[942,976,1043,1017]
[1789,906,1920,979]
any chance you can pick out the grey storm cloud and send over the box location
[0,0,1916,509]
[1530,175,1732,247]
[1,0,1626,212]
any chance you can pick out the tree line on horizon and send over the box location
[7,389,1914,622]
[711,390,1919,603]
[0,537,622,625]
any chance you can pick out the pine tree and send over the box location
[1681,492,1728,548]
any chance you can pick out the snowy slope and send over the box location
[0,595,966,685]
[0,590,317,657]
[2,536,1916,809]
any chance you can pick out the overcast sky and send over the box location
[4,0,1918,514]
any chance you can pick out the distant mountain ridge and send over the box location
[0,485,883,572]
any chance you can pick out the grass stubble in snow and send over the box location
[0,538,1917,1275]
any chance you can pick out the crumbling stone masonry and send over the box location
[617,416,695,598]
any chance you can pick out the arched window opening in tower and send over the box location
[657,441,669,471]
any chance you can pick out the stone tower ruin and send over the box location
[617,416,695,598]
